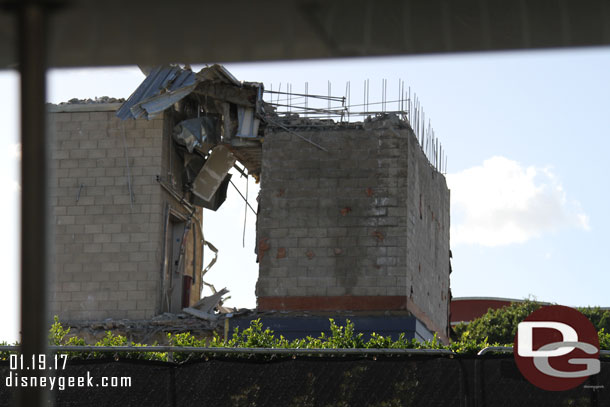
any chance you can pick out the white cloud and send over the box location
[447,156,589,247]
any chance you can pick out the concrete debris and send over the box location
[64,315,218,345]
[182,307,219,322]
[192,288,229,313]
[196,64,240,86]
[116,63,266,210]
[62,306,250,345]
[362,113,403,130]
[60,96,125,105]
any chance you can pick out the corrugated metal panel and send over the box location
[133,84,196,118]
[116,65,197,120]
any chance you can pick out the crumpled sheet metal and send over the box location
[173,116,219,153]
[117,64,263,123]
[236,106,260,138]
[116,65,197,120]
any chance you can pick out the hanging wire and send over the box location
[242,174,248,248]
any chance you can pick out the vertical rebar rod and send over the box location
[415,96,418,137]
[436,139,441,170]
[415,96,418,138]
[428,122,431,163]
[418,98,421,143]
[409,86,413,124]
[242,175,248,248]
[435,137,439,170]
[404,85,406,119]
[428,125,436,168]
[422,109,425,155]
[381,79,384,112]
[383,79,388,112]
[424,119,432,161]
[366,79,370,113]
[397,79,400,113]
[380,79,382,112]
[400,79,404,113]
[424,130,428,157]
[440,144,443,173]
[347,81,350,121]
[328,80,331,120]
[436,139,441,171]
[384,78,388,112]
[429,122,432,167]
[434,134,438,168]
[363,79,366,114]
[344,81,350,122]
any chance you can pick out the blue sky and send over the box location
[1,47,609,342]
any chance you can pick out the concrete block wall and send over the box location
[48,104,203,321]
[256,120,450,336]
[405,126,451,337]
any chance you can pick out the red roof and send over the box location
[450,297,518,325]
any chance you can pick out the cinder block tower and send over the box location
[255,116,451,341]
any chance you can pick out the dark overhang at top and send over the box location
[1,0,610,69]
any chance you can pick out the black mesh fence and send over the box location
[474,356,609,407]
[0,354,608,406]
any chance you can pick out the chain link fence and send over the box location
[0,348,607,406]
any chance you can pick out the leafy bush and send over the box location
[453,300,610,346]
[453,300,543,344]
[599,329,610,350]
[3,313,607,363]
[49,315,71,346]
[578,307,610,333]
[198,318,489,355]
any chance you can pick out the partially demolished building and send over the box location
[49,65,450,343]
[253,115,450,341]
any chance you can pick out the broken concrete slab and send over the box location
[182,307,219,322]
[191,288,229,313]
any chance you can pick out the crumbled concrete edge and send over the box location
[47,97,125,113]
[48,102,123,113]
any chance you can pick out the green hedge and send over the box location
[0,310,606,362]
[453,300,610,345]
